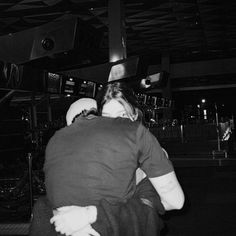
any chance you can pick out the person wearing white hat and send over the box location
[66,98,98,126]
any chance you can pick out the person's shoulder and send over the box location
[113,117,141,127]
[136,122,153,138]
[74,114,98,122]
[136,121,148,130]
[49,126,67,139]
[117,119,145,135]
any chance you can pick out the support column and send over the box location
[108,0,127,62]
[46,94,52,123]
[30,93,38,150]
[31,93,37,129]
[161,52,172,120]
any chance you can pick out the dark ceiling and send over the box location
[0,0,236,71]
[0,0,236,121]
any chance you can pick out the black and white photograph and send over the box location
[0,1,236,235]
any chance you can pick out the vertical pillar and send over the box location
[31,93,37,129]
[31,93,38,150]
[47,94,52,123]
[27,152,33,217]
[161,52,172,120]
[108,0,127,62]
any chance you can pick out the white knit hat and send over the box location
[66,98,97,126]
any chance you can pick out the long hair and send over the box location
[96,82,139,121]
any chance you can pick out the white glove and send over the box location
[72,224,100,236]
[50,205,97,236]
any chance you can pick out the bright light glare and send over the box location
[108,64,125,82]
[203,109,207,119]
[110,55,120,63]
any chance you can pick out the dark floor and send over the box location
[162,165,236,236]
[1,161,236,236]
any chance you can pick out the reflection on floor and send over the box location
[1,160,236,236]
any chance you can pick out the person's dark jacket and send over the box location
[29,177,165,236]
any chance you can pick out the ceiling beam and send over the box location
[149,57,236,78]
